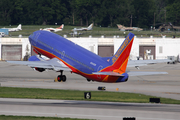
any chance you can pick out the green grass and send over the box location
[0,87,180,104]
[0,115,93,120]
[1,25,180,38]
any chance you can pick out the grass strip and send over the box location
[1,25,179,37]
[0,87,180,104]
[0,115,93,120]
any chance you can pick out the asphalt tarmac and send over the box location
[0,98,179,120]
[0,61,180,120]
[1,61,180,100]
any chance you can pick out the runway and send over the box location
[0,61,180,120]
[1,62,180,100]
[0,98,180,120]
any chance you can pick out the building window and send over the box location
[159,46,163,53]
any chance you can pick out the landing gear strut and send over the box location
[87,79,94,82]
[57,70,66,82]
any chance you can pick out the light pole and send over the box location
[130,14,132,27]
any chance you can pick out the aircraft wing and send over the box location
[127,59,170,67]
[7,58,71,71]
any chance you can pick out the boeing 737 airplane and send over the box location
[41,24,64,32]
[2,24,22,32]
[8,30,168,83]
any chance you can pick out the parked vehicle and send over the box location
[0,32,5,37]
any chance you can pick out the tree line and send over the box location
[0,0,180,28]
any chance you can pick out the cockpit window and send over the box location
[30,33,34,37]
[34,32,40,40]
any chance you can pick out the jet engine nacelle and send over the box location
[116,73,129,82]
[34,67,45,72]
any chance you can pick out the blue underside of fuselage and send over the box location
[29,30,111,75]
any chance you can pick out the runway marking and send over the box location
[163,92,180,95]
[0,111,122,118]
[0,111,177,120]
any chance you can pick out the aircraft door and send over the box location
[97,65,103,79]
[61,51,65,59]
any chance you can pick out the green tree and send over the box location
[90,0,105,26]
[0,0,179,29]
[166,0,180,25]
[73,0,91,26]
[50,0,69,25]
[11,0,25,25]
[113,0,134,27]
[11,0,69,25]
[0,0,14,25]
[132,0,155,28]
[154,0,167,26]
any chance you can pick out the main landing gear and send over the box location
[57,70,66,82]
[87,79,91,82]
[87,79,94,82]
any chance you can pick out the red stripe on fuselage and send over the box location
[100,37,134,73]
[32,46,111,82]
[99,36,134,82]
[112,37,134,70]
[32,35,133,83]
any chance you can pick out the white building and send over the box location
[0,36,179,61]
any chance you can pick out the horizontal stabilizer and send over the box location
[92,72,124,76]
[127,71,168,76]
[127,59,171,67]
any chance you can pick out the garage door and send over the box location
[1,45,22,60]
[98,46,114,57]
[139,46,155,60]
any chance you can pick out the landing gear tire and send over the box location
[57,75,66,82]
[62,75,66,82]
[57,75,61,82]
[57,71,66,82]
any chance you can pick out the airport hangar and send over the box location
[0,35,180,61]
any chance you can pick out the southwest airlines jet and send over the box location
[8,30,168,83]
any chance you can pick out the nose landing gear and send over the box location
[57,70,66,82]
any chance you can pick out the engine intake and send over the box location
[34,67,45,72]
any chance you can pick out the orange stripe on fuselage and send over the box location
[119,56,129,73]
[102,75,120,82]
[33,34,134,83]
[32,46,109,82]
[100,37,134,73]
[95,36,134,83]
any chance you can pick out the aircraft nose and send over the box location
[29,31,41,46]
